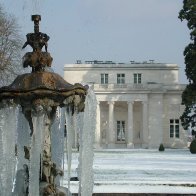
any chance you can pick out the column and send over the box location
[158,97,163,145]
[142,101,149,148]
[127,101,134,148]
[95,101,101,148]
[108,101,114,147]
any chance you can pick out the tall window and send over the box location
[101,73,108,84]
[170,119,180,138]
[117,121,125,142]
[117,74,125,84]
[134,73,142,84]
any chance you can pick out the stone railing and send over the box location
[93,83,186,91]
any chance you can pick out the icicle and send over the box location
[0,106,6,196]
[59,107,66,186]
[12,106,19,193]
[78,88,97,196]
[28,110,45,196]
[0,102,17,196]
[51,107,66,186]
[75,112,84,195]
[51,107,60,164]
[39,113,47,182]
[13,107,32,196]
[15,107,31,170]
[65,107,74,196]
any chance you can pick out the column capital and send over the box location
[107,101,115,105]
[127,101,134,105]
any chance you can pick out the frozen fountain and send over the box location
[0,15,96,196]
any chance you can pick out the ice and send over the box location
[51,107,66,185]
[15,107,31,171]
[75,112,84,192]
[28,112,45,196]
[78,88,97,196]
[65,107,74,195]
[0,104,17,196]
[63,88,97,196]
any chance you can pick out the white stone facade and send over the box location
[64,61,188,149]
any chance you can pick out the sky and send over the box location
[1,0,190,83]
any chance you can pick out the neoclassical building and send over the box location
[64,60,188,148]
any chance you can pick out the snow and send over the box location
[63,149,196,194]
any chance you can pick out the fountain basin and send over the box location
[0,71,87,110]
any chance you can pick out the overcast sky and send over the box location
[1,0,190,83]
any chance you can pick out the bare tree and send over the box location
[0,5,23,86]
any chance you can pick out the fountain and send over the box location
[0,15,96,196]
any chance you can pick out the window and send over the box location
[101,73,108,84]
[117,74,125,84]
[134,73,142,84]
[170,119,180,138]
[117,121,125,142]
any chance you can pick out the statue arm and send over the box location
[44,43,48,52]
[22,42,28,49]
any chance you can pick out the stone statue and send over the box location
[22,15,53,72]
[42,184,56,196]
[22,32,49,52]
[42,152,53,183]
[50,163,64,185]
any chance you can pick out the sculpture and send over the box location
[22,15,53,72]
[0,15,88,196]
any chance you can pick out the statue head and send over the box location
[32,15,41,33]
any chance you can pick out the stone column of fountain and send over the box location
[0,15,87,196]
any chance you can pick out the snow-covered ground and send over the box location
[63,149,196,194]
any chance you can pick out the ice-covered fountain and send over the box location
[0,15,96,196]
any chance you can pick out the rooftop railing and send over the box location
[93,83,186,91]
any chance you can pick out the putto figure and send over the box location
[22,15,53,72]
[22,32,50,52]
